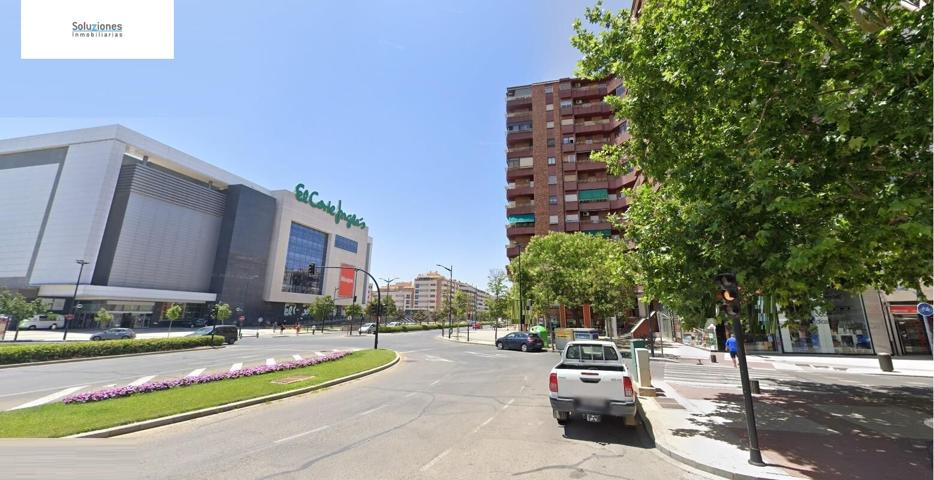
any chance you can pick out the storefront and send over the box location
[889,304,932,355]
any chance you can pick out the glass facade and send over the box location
[334,234,358,253]
[778,292,874,354]
[281,222,328,295]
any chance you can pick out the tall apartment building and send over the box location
[411,272,490,314]
[505,77,643,258]
[384,282,414,312]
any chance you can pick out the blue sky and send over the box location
[0,0,629,289]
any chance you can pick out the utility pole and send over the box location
[715,273,765,467]
[64,259,89,341]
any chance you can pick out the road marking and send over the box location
[292,354,303,361]
[128,376,155,387]
[186,368,205,378]
[274,425,330,444]
[266,358,276,366]
[10,385,87,410]
[429,379,441,386]
[420,448,452,472]
[519,385,527,393]
[230,363,243,372]
[425,355,453,363]
[404,392,417,398]
[503,398,515,410]
[772,363,803,371]
[360,404,386,416]
[473,415,496,433]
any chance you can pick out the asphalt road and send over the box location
[2,331,708,480]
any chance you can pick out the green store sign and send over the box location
[294,183,366,229]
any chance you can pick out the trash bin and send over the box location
[877,353,894,372]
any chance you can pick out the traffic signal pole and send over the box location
[716,273,765,467]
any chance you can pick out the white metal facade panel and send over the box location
[0,163,58,277]
[29,140,124,285]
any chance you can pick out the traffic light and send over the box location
[307,264,316,276]
[715,273,740,317]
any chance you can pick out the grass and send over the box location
[0,349,396,438]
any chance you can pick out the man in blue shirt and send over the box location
[725,333,738,368]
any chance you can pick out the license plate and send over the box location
[584,414,602,423]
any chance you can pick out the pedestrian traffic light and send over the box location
[715,273,740,316]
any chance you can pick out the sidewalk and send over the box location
[642,375,933,480]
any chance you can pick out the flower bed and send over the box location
[62,351,348,404]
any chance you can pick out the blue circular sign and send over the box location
[917,303,933,317]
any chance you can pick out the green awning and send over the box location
[579,189,608,202]
[584,229,612,238]
[507,214,535,224]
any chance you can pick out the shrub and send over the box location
[0,336,225,365]
[377,322,468,333]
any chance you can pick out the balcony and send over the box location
[564,221,580,232]
[574,121,614,135]
[609,197,629,210]
[577,178,609,189]
[506,130,533,142]
[507,224,535,236]
[564,201,579,211]
[506,246,522,258]
[573,83,608,99]
[505,184,533,198]
[506,109,532,120]
[580,221,614,232]
[506,166,534,180]
[608,171,638,189]
[577,161,607,172]
[574,103,612,116]
[576,141,608,153]
[506,202,535,215]
[579,200,611,211]
[563,180,577,191]
[561,143,576,153]
[560,124,574,135]
[506,95,532,107]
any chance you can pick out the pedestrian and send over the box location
[311,324,316,335]
[295,324,300,336]
[279,323,285,335]
[726,333,738,368]
[273,321,279,334]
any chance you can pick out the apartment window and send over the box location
[334,235,358,253]
[546,104,554,111]
[591,215,601,223]
[565,214,580,223]
[544,85,554,94]
[560,99,572,108]
[565,154,576,163]
[561,118,574,126]
[565,193,578,202]
[547,156,556,165]
[547,138,555,147]
[559,82,571,91]
[562,137,575,145]
[549,195,558,205]
[507,121,533,133]
[548,175,557,185]
[546,121,554,129]
[549,215,559,225]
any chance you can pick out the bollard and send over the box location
[710,352,717,363]
[877,353,894,372]
[750,380,760,394]
[634,348,656,397]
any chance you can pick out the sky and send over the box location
[0,0,630,290]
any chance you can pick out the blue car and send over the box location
[495,332,544,352]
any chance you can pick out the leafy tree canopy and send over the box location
[573,1,932,317]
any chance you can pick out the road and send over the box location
[2,331,708,480]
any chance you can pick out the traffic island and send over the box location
[0,349,397,438]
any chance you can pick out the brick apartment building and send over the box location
[505,77,643,259]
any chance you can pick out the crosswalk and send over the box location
[662,363,801,386]
[5,350,351,411]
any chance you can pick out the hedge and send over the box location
[0,336,225,365]
[377,322,468,333]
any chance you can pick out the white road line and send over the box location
[128,375,155,387]
[10,385,87,410]
[230,363,243,372]
[502,398,515,410]
[360,404,386,416]
[292,354,303,361]
[424,355,453,363]
[419,448,452,472]
[405,392,417,398]
[186,368,205,378]
[429,379,441,387]
[266,358,276,367]
[274,425,330,444]
[519,385,527,393]
[473,415,496,433]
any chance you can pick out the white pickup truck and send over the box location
[548,340,637,426]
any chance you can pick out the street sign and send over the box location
[917,303,933,317]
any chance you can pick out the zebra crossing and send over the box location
[5,349,354,411]
[661,362,802,387]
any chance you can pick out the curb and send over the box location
[67,351,401,438]
[0,345,224,370]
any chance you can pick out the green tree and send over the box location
[365,296,396,319]
[573,1,933,317]
[309,296,336,323]
[95,308,114,329]
[213,303,232,325]
[164,303,183,337]
[412,310,428,324]
[345,303,364,320]
[453,291,470,321]
[0,290,47,334]
[513,232,637,319]
[486,269,510,322]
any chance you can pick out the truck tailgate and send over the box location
[555,364,629,403]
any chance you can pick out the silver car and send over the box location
[358,323,376,334]
[90,328,137,341]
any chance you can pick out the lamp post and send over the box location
[64,259,89,341]
[379,277,398,324]
[309,264,382,349]
[436,264,453,338]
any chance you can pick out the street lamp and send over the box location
[379,277,398,322]
[308,263,383,349]
[63,259,89,341]
[436,264,453,338]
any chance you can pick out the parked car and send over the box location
[387,321,401,327]
[90,328,137,341]
[548,340,636,426]
[19,314,62,330]
[359,323,376,334]
[188,325,238,344]
[495,332,544,352]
